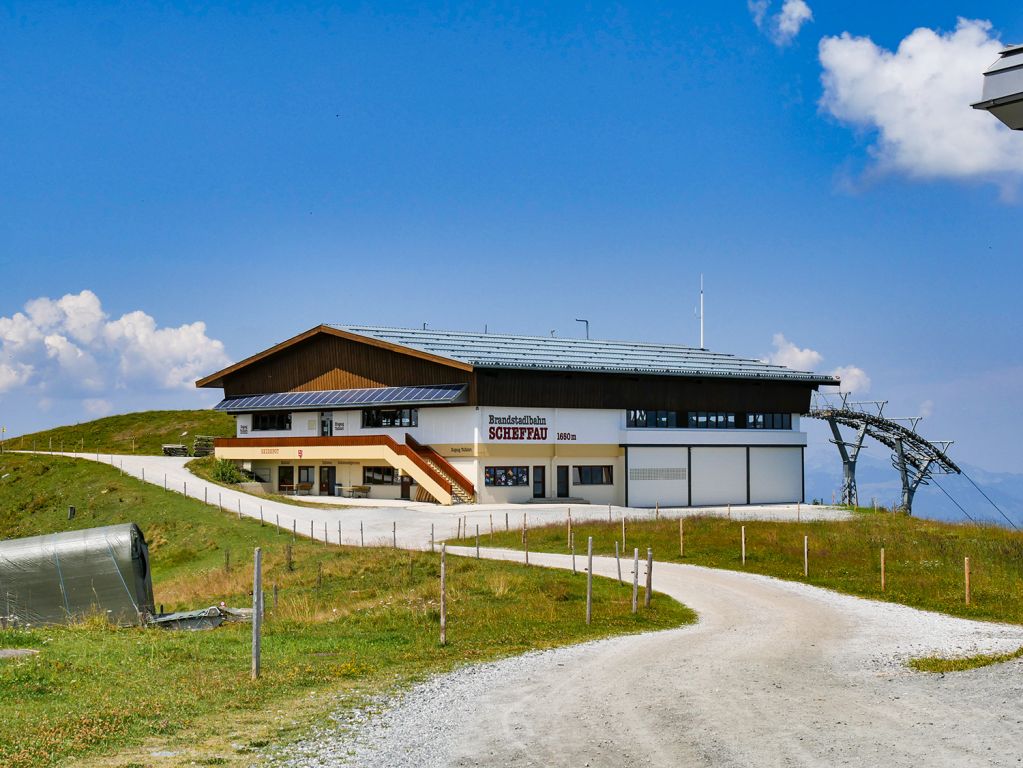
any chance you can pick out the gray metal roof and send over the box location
[214,384,467,412]
[333,325,838,384]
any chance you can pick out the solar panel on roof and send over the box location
[214,384,467,412]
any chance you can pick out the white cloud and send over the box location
[819,18,1023,185]
[767,333,824,370]
[831,364,871,394]
[749,0,813,47]
[0,290,230,409]
[920,399,935,418]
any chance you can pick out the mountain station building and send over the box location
[197,325,838,506]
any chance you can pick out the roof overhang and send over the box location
[195,325,474,389]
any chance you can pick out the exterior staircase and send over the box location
[406,434,476,504]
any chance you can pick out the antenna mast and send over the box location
[699,274,705,349]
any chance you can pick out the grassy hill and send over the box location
[0,453,692,767]
[5,409,235,455]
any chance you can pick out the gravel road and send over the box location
[276,548,1023,768]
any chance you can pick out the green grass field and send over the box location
[454,510,1023,625]
[4,409,234,455]
[0,454,693,767]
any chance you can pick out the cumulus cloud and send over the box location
[0,290,230,414]
[750,0,813,47]
[766,334,870,394]
[819,18,1023,186]
[767,333,824,370]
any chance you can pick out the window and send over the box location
[362,408,418,428]
[363,466,401,485]
[298,466,314,484]
[484,466,529,487]
[252,412,292,431]
[747,413,792,430]
[687,411,736,429]
[626,410,683,428]
[573,465,613,485]
[252,467,271,483]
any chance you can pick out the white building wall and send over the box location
[749,447,803,504]
[626,447,688,507]
[690,447,748,506]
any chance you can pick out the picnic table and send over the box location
[335,485,371,498]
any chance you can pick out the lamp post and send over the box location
[972,44,1023,130]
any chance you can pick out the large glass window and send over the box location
[277,465,294,487]
[747,413,792,430]
[687,411,736,428]
[362,408,419,428]
[298,466,315,484]
[573,465,613,485]
[484,466,529,487]
[363,466,401,485]
[627,410,683,428]
[252,412,292,431]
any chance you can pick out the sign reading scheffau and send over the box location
[488,414,548,441]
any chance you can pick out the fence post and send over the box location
[631,548,639,614]
[273,582,278,612]
[881,547,886,592]
[224,548,230,573]
[164,474,167,490]
[622,516,626,549]
[505,512,509,531]
[393,521,397,549]
[803,535,808,578]
[457,517,462,539]
[310,520,314,540]
[338,521,342,547]
[586,536,593,625]
[183,481,187,496]
[360,521,364,547]
[655,501,659,521]
[567,509,572,550]
[219,492,223,512]
[275,514,280,533]
[439,543,447,646]
[237,499,241,520]
[292,519,296,540]
[608,504,612,523]
[615,540,622,583]
[286,542,293,571]
[741,525,746,565]
[324,522,328,547]
[490,513,494,540]
[251,547,262,680]
[571,539,576,574]
[645,548,653,608]
[521,513,526,544]
[430,523,435,553]
[965,556,971,605]
[524,521,529,566]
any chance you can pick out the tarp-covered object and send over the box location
[0,523,155,626]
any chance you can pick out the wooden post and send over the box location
[310,520,314,540]
[586,536,593,625]
[237,499,242,519]
[524,522,529,566]
[430,523,435,553]
[571,540,576,574]
[457,517,462,539]
[164,473,167,490]
[622,516,626,549]
[276,513,280,533]
[272,582,278,611]
[324,522,328,547]
[680,519,684,558]
[965,556,971,605]
[741,525,746,565]
[475,524,480,558]
[317,561,322,589]
[631,548,639,614]
[797,502,801,523]
[567,509,572,550]
[803,535,808,578]
[505,511,509,531]
[292,519,296,540]
[521,513,526,544]
[727,503,731,519]
[286,542,293,571]
[645,548,653,608]
[489,513,494,540]
[615,540,622,583]
[608,504,612,523]
[440,543,447,646]
[142,467,145,482]
[259,506,264,526]
[224,548,230,573]
[393,521,397,549]
[360,521,364,547]
[338,521,342,547]
[251,547,262,680]
[183,481,187,496]
[881,547,886,592]
[655,501,659,520]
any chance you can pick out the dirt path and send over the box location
[280,548,1023,768]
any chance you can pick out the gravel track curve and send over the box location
[276,548,1023,768]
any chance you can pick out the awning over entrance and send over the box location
[213,383,468,413]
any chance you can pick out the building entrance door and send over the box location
[400,474,412,500]
[533,466,545,499]
[319,466,336,495]
[556,465,569,498]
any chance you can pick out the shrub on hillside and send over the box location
[210,458,245,484]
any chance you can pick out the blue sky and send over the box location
[1,2,1022,505]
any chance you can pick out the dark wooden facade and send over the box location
[199,327,821,411]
